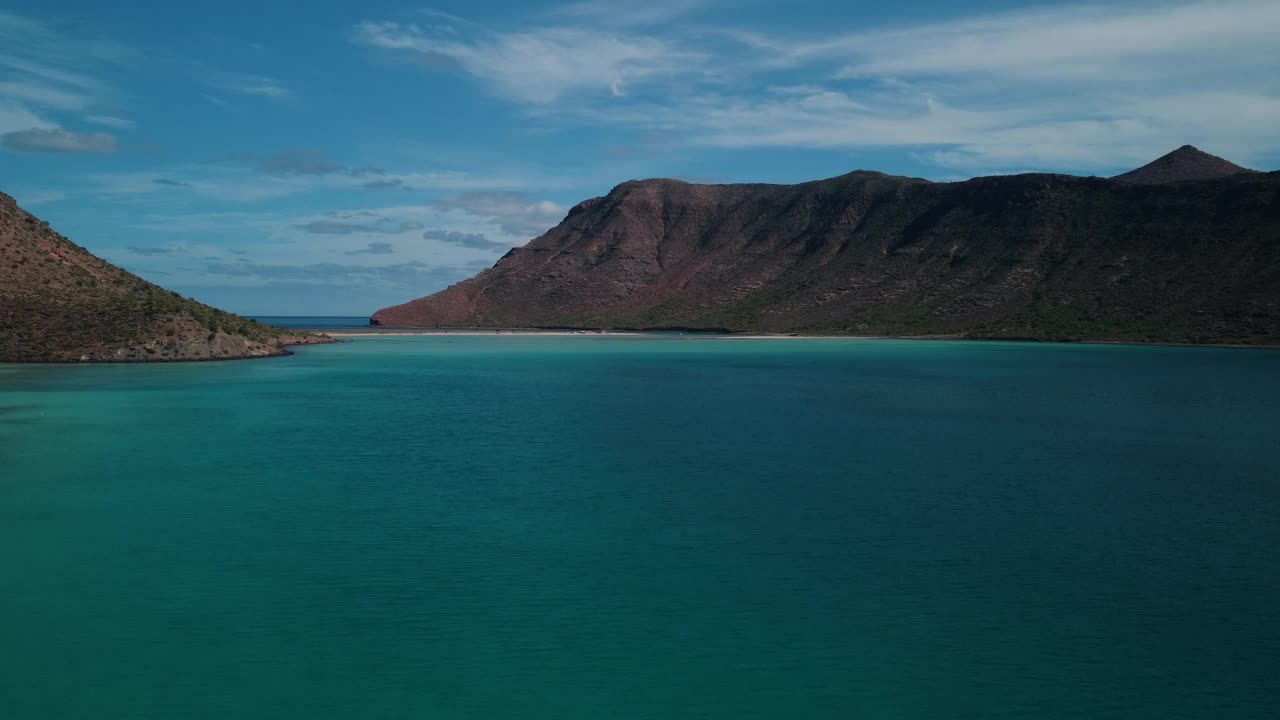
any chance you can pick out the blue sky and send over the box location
[2,0,1278,315]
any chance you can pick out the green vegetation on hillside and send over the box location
[1,193,325,362]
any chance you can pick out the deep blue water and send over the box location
[249,315,371,329]
[2,336,1279,719]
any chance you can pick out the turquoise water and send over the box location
[2,336,1279,719]
[249,316,372,329]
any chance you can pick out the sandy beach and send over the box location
[325,329,651,337]
[322,329,865,339]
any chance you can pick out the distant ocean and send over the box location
[249,315,371,329]
[2,336,1279,719]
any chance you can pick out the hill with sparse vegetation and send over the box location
[1,192,332,362]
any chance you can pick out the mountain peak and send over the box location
[1114,145,1256,184]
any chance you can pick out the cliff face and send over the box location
[373,149,1280,344]
[0,193,331,362]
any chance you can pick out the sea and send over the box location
[2,335,1278,719]
[249,315,372,329]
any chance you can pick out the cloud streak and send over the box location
[201,260,471,290]
[127,245,177,255]
[224,148,383,177]
[298,219,424,235]
[1,127,117,153]
[422,229,511,250]
[344,241,395,256]
[204,72,290,100]
[83,114,134,129]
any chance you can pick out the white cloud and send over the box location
[0,79,88,110]
[0,99,51,135]
[829,1,1280,82]
[351,21,699,103]
[434,191,566,237]
[353,0,1280,174]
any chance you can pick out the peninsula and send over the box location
[0,192,332,362]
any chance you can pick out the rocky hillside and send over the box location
[374,147,1280,344]
[1113,145,1257,184]
[1,192,332,362]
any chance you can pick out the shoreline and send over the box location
[0,334,337,366]
[319,329,1279,349]
[326,330,650,337]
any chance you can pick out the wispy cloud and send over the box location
[545,0,714,27]
[204,72,290,100]
[298,219,423,235]
[422,229,511,250]
[827,1,1280,81]
[363,178,410,190]
[127,245,178,256]
[0,52,101,90]
[351,20,699,103]
[0,99,51,135]
[1,127,117,153]
[0,80,87,110]
[434,191,565,238]
[344,241,395,256]
[0,10,135,157]
[223,148,380,176]
[353,0,1280,173]
[75,161,541,206]
[10,189,66,205]
[200,260,470,290]
[83,114,135,129]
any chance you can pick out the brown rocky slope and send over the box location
[1113,145,1257,185]
[374,147,1279,344]
[1,192,332,362]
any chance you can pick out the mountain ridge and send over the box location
[373,148,1280,344]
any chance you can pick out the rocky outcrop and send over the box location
[373,149,1280,344]
[0,192,334,362]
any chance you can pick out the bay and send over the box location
[2,336,1278,719]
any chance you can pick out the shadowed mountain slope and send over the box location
[374,150,1280,344]
[1113,145,1257,184]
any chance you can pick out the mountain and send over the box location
[1,193,332,362]
[1113,145,1257,184]
[373,149,1280,344]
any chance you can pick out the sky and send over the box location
[2,0,1278,316]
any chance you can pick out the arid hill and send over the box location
[0,192,331,362]
[1112,145,1258,185]
[373,147,1279,344]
